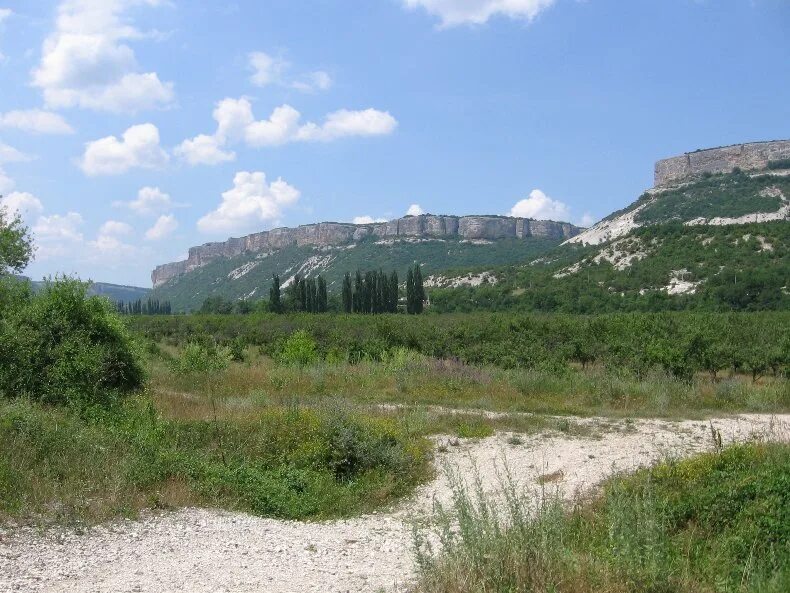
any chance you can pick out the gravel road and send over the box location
[1,413,786,593]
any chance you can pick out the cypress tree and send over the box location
[414,264,425,314]
[406,267,415,314]
[269,274,282,313]
[342,272,353,313]
[353,270,363,312]
[389,270,399,312]
[317,276,328,312]
[298,277,307,312]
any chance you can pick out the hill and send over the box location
[19,278,151,303]
[151,215,581,312]
[431,167,790,313]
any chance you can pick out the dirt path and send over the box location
[1,414,786,593]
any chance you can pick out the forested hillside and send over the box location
[152,236,557,312]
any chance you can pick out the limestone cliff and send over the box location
[152,215,582,287]
[654,140,790,187]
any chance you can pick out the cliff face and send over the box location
[654,140,790,186]
[152,214,582,287]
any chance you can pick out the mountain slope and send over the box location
[431,170,790,313]
[152,236,559,312]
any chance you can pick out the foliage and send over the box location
[0,398,432,525]
[276,329,319,366]
[169,341,232,375]
[414,442,790,593]
[129,311,790,384]
[152,236,559,312]
[0,207,33,276]
[0,277,145,407]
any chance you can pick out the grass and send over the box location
[413,441,790,593]
[0,397,432,526]
[148,346,789,420]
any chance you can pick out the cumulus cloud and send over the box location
[177,97,396,165]
[249,51,332,93]
[0,140,33,163]
[508,189,570,221]
[579,212,596,227]
[88,219,138,261]
[98,220,133,236]
[145,213,177,240]
[352,215,388,224]
[406,203,425,216]
[0,109,75,134]
[32,212,85,259]
[80,123,168,176]
[0,8,11,61]
[115,186,178,216]
[403,0,557,27]
[174,133,235,166]
[0,191,44,221]
[31,0,174,113]
[197,171,300,234]
[0,167,13,193]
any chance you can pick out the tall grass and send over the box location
[413,442,790,593]
[0,397,432,526]
[148,346,789,419]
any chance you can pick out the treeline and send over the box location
[129,311,790,383]
[116,298,172,315]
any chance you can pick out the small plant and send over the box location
[506,434,524,446]
[276,330,319,366]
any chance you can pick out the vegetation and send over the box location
[0,397,431,525]
[432,221,790,313]
[116,297,172,315]
[414,442,790,593]
[0,278,145,407]
[0,207,34,276]
[634,172,789,224]
[151,236,559,312]
[130,311,790,386]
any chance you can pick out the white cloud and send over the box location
[145,213,177,240]
[0,167,15,193]
[33,212,83,243]
[579,212,596,227]
[0,109,75,134]
[115,186,177,216]
[403,0,557,27]
[0,191,44,222]
[248,51,332,93]
[98,219,133,236]
[508,189,571,221]
[79,123,168,176]
[248,51,288,87]
[0,140,33,163]
[197,171,300,234]
[174,133,235,166]
[31,0,174,113]
[178,98,397,165]
[353,215,388,224]
[406,203,425,216]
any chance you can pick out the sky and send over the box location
[0,0,788,287]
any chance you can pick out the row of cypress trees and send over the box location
[341,269,399,313]
[116,298,172,315]
[268,265,426,314]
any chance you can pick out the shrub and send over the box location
[170,341,232,375]
[276,330,319,366]
[0,278,144,407]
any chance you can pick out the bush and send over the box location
[0,278,144,407]
[276,330,319,366]
[170,341,231,375]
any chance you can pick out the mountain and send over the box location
[430,141,790,313]
[150,215,583,312]
[19,278,151,303]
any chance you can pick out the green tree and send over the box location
[389,270,399,312]
[413,264,425,314]
[317,275,328,313]
[406,267,415,314]
[269,274,283,313]
[0,206,34,276]
[342,272,352,313]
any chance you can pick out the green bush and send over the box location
[170,341,231,375]
[276,329,319,366]
[0,278,144,407]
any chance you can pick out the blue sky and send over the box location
[0,0,788,286]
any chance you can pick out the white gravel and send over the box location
[1,413,786,593]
